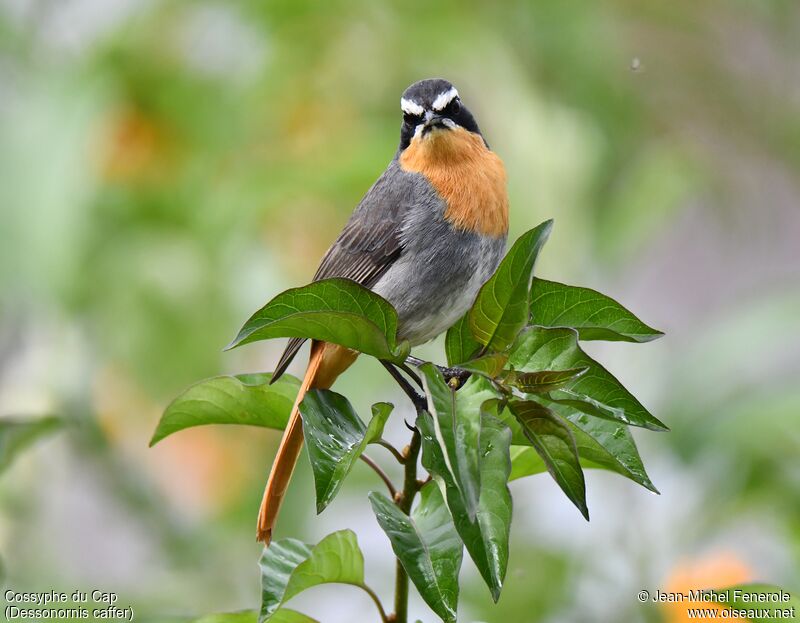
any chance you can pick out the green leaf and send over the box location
[369,484,462,623]
[225,278,409,362]
[530,278,664,343]
[259,530,364,623]
[551,401,657,493]
[707,584,800,621]
[509,445,637,483]
[469,220,553,352]
[191,612,262,623]
[508,446,547,481]
[492,400,656,492]
[150,373,301,446]
[366,403,394,442]
[508,326,668,431]
[265,613,317,623]
[0,416,62,474]
[444,313,481,366]
[419,412,512,602]
[509,400,588,520]
[300,390,393,513]
[503,367,588,393]
[203,610,313,623]
[419,365,498,521]
[457,353,508,379]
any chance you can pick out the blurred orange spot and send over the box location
[662,552,752,622]
[93,365,250,516]
[93,364,159,442]
[97,107,168,183]
[148,426,250,515]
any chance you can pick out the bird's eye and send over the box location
[445,98,461,115]
[404,112,422,125]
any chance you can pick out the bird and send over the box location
[257,78,509,544]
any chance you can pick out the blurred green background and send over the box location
[1,1,799,621]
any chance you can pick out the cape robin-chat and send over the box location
[257,78,509,543]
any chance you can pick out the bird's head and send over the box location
[398,78,483,152]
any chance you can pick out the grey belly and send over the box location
[372,225,506,346]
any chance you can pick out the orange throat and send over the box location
[399,127,509,237]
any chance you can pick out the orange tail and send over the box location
[257,341,357,544]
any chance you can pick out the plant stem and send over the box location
[360,453,397,498]
[399,428,421,514]
[381,358,426,623]
[392,559,408,623]
[376,438,406,464]
[392,426,422,623]
[359,582,390,623]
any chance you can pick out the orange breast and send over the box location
[399,127,509,238]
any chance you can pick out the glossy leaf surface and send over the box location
[150,373,300,446]
[419,412,512,602]
[227,278,409,362]
[259,531,364,623]
[300,390,392,512]
[508,326,668,431]
[369,484,462,622]
[469,220,553,352]
[530,278,663,343]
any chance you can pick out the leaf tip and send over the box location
[223,334,242,352]
[640,329,665,343]
[489,581,503,603]
[650,419,670,432]
[148,426,165,447]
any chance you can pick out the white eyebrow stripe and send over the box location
[400,98,424,116]
[432,86,459,111]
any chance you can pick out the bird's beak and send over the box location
[422,112,453,135]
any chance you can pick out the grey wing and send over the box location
[271,163,410,382]
[312,199,404,286]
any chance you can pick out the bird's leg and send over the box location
[381,361,427,412]
[397,362,423,389]
[404,355,425,367]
